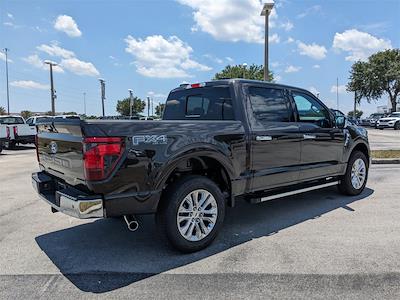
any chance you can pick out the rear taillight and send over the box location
[83,137,124,181]
[6,127,10,139]
[13,126,18,138]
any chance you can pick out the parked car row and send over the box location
[359,112,400,130]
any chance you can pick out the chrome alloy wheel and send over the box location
[351,158,366,189]
[177,189,218,242]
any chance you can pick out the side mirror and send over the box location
[335,116,346,129]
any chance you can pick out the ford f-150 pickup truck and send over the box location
[32,79,370,252]
[0,115,36,149]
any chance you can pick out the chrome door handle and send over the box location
[303,134,316,140]
[256,135,272,141]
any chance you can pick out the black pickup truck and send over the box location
[32,79,370,252]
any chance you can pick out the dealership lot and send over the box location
[0,147,400,298]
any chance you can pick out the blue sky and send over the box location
[1,0,399,116]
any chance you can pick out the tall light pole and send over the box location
[242,63,248,79]
[128,89,133,118]
[147,96,150,117]
[83,92,86,115]
[3,48,10,114]
[336,77,339,110]
[44,60,57,115]
[261,1,274,81]
[99,78,105,117]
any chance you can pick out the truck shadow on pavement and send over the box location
[35,187,373,293]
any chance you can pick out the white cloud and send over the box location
[297,41,327,60]
[54,15,82,37]
[22,54,64,73]
[7,13,14,19]
[279,21,293,31]
[125,35,211,78]
[309,86,320,96]
[271,61,280,68]
[37,42,75,59]
[0,52,13,63]
[203,54,224,64]
[147,91,167,98]
[330,85,347,94]
[34,42,99,76]
[60,58,100,76]
[225,56,234,63]
[312,64,320,69]
[297,5,321,19]
[269,33,280,44]
[285,65,301,73]
[178,0,291,44]
[3,21,15,27]
[332,29,392,61]
[286,37,294,43]
[10,80,49,90]
[274,74,282,82]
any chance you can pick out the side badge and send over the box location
[132,135,168,145]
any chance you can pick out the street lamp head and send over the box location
[98,78,105,82]
[128,89,133,92]
[261,0,275,16]
[44,60,57,66]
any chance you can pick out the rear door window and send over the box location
[163,86,234,120]
[248,87,291,124]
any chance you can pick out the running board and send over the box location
[253,181,340,203]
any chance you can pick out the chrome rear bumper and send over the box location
[32,172,104,219]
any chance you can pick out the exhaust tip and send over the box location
[124,215,139,232]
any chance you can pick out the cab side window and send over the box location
[292,92,331,128]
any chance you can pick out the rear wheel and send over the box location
[156,175,225,252]
[338,151,368,196]
[394,122,400,130]
[4,140,16,149]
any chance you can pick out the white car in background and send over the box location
[377,112,400,130]
[26,116,53,126]
[0,115,36,149]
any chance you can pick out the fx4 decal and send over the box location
[132,135,168,145]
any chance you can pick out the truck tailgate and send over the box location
[37,121,85,186]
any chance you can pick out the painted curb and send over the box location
[372,158,400,164]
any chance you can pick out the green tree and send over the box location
[21,110,33,119]
[116,97,145,116]
[0,106,6,115]
[63,111,77,115]
[213,64,273,81]
[155,103,165,117]
[347,110,363,118]
[347,49,400,112]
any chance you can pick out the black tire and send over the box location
[379,128,384,130]
[156,175,225,253]
[4,140,16,149]
[394,122,400,130]
[338,151,368,196]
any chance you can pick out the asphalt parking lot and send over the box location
[1,147,400,299]
[367,127,400,150]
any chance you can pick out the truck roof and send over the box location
[171,78,311,94]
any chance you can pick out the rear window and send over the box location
[0,117,24,124]
[163,86,234,120]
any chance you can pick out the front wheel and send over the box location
[338,151,368,196]
[156,175,225,252]
[394,122,400,130]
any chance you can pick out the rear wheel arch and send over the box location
[156,153,234,209]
